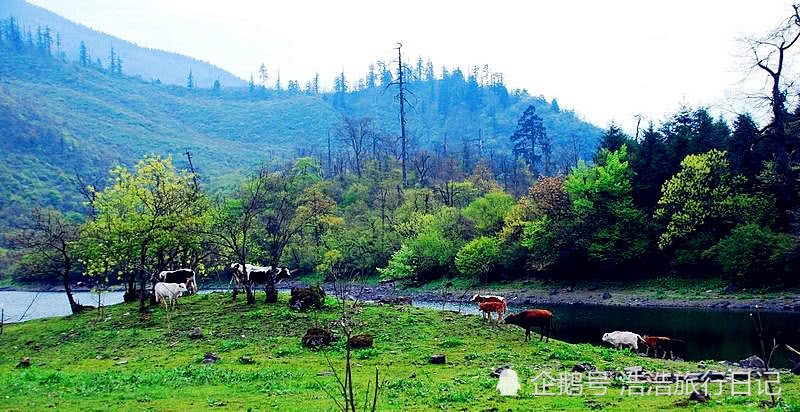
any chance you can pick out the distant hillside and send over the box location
[0,0,246,87]
[0,23,602,233]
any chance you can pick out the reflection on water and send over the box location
[3,291,799,366]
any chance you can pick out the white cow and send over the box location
[602,331,645,351]
[154,282,187,311]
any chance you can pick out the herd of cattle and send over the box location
[147,270,685,359]
[149,264,291,308]
[471,294,687,359]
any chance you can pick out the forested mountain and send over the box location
[0,0,246,87]
[0,16,602,233]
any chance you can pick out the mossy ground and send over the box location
[0,292,797,411]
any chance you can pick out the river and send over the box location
[2,291,799,367]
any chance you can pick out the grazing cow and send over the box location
[471,294,507,320]
[641,336,671,357]
[153,269,197,294]
[659,338,687,360]
[602,331,645,351]
[478,301,506,323]
[230,263,292,301]
[154,282,187,311]
[504,309,553,342]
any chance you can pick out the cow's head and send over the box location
[503,312,521,326]
[275,267,291,283]
[177,283,188,294]
[601,333,611,344]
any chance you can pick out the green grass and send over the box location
[0,291,797,411]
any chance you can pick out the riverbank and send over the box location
[1,292,796,411]
[5,275,800,313]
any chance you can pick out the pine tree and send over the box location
[465,72,482,112]
[79,41,88,66]
[212,79,221,94]
[115,55,122,75]
[187,69,194,89]
[249,74,255,93]
[258,63,268,87]
[333,70,347,108]
[109,47,116,73]
[313,73,320,95]
[425,59,435,81]
[631,123,669,209]
[43,26,51,56]
[597,123,630,154]
[510,105,547,176]
[728,113,762,179]
[367,64,376,89]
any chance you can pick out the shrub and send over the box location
[455,236,500,282]
[704,224,792,286]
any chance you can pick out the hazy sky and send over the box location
[28,0,795,131]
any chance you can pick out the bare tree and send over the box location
[208,166,270,305]
[744,4,800,226]
[412,150,432,187]
[11,208,86,314]
[337,117,375,178]
[319,265,379,412]
[385,42,414,187]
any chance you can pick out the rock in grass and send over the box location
[378,296,412,305]
[689,390,711,403]
[602,292,612,300]
[203,352,218,364]
[302,328,337,348]
[115,360,128,366]
[572,363,595,373]
[238,356,255,364]
[624,366,643,374]
[430,354,446,364]
[188,327,203,339]
[738,355,765,369]
[349,334,374,349]
[289,286,326,311]
[317,371,335,376]
[16,357,30,368]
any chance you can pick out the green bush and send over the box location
[462,191,514,235]
[455,236,501,282]
[704,224,792,285]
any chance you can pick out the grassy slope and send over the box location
[0,292,796,411]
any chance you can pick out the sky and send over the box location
[27,0,796,132]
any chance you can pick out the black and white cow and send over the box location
[152,269,197,295]
[229,263,291,300]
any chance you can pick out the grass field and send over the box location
[0,291,797,411]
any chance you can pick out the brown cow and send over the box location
[471,294,507,320]
[504,309,553,342]
[478,301,505,324]
[641,336,670,358]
